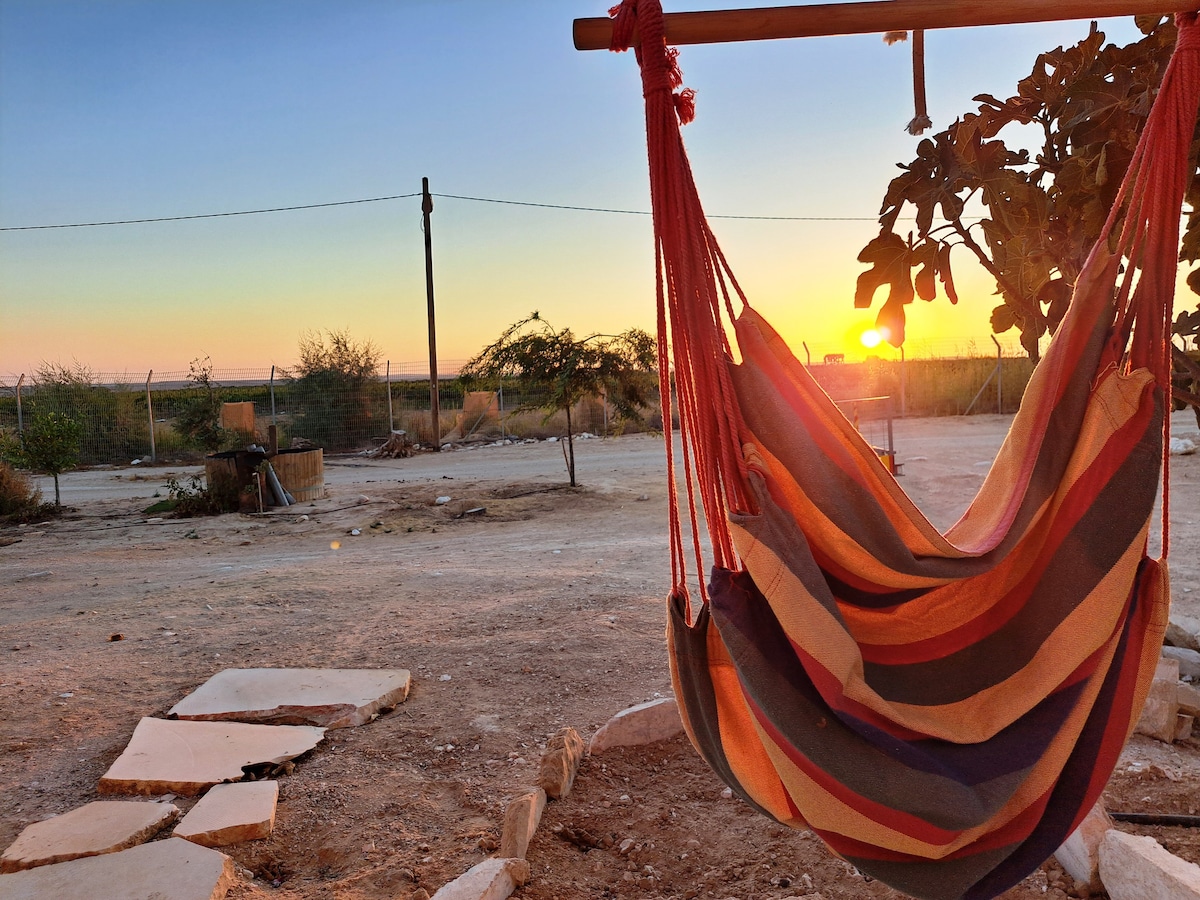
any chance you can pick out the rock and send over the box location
[1,801,178,873]
[1163,646,1200,680]
[588,698,683,754]
[1171,437,1197,456]
[1166,613,1200,652]
[99,717,325,796]
[430,857,530,900]
[0,837,235,900]
[1100,829,1200,899]
[1179,680,1200,719]
[1178,714,1195,742]
[173,781,278,847]
[537,727,584,799]
[168,667,411,728]
[1135,659,1180,743]
[499,788,546,860]
[1053,800,1111,892]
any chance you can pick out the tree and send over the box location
[460,313,657,486]
[174,356,228,452]
[854,16,1200,418]
[286,329,382,451]
[2,411,83,507]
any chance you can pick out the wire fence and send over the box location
[0,354,1033,467]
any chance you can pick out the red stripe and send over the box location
[858,397,1154,665]
[742,688,964,847]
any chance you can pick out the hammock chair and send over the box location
[605,2,1200,898]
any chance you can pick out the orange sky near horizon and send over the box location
[0,3,1147,383]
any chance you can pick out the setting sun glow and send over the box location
[860,329,883,349]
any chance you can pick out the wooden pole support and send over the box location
[574,0,1191,51]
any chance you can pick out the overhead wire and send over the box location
[0,190,893,232]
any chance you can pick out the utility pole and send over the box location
[422,177,441,448]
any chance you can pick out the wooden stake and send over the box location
[574,0,1187,50]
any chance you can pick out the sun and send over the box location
[860,329,883,349]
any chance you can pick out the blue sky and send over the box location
[0,1,1145,378]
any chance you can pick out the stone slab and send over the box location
[0,837,235,900]
[1135,659,1180,743]
[174,781,278,848]
[589,698,683,754]
[1100,829,1200,899]
[430,857,530,900]
[537,727,584,800]
[499,788,546,860]
[1,801,179,873]
[99,717,325,797]
[1167,612,1200,652]
[168,667,411,728]
[1053,800,1111,892]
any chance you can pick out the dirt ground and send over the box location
[3,415,1200,900]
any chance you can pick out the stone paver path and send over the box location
[168,667,411,728]
[99,717,324,796]
[0,800,178,873]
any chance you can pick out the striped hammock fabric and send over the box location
[607,2,1200,898]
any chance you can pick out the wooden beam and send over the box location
[573,0,1188,51]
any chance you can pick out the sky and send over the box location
[0,1,1148,381]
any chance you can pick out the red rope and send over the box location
[612,1,1200,591]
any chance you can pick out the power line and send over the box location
[0,193,422,231]
[0,190,886,232]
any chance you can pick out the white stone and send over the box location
[1162,645,1200,680]
[1167,613,1200,652]
[1100,829,1200,899]
[0,837,234,900]
[168,667,410,728]
[99,717,324,796]
[588,697,683,754]
[430,857,530,900]
[173,781,278,847]
[1053,800,1110,892]
[1,801,178,873]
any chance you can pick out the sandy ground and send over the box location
[3,415,1200,900]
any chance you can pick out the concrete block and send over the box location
[169,667,411,728]
[0,837,234,900]
[430,857,530,900]
[1,801,178,873]
[1053,800,1111,892]
[499,788,546,860]
[1135,659,1180,743]
[174,781,278,847]
[537,727,584,799]
[1100,829,1200,899]
[588,698,683,754]
[99,717,324,796]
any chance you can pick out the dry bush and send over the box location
[0,460,45,520]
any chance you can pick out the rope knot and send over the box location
[1176,12,1200,51]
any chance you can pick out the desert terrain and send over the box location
[3,414,1200,900]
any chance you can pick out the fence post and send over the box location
[270,365,277,427]
[992,335,1002,414]
[386,360,394,433]
[146,370,156,462]
[498,384,506,441]
[16,373,24,433]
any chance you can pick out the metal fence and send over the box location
[0,353,1031,467]
[0,367,664,466]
